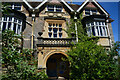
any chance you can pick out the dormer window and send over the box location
[47,5,62,12]
[8,3,22,11]
[85,9,97,16]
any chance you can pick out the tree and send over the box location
[108,41,120,79]
[2,30,48,80]
[66,14,119,79]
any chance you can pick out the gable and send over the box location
[22,0,74,12]
[85,2,96,8]
[38,0,74,11]
[77,0,109,16]
[48,0,60,3]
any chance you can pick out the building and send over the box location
[1,0,114,79]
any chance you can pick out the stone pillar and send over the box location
[38,47,44,69]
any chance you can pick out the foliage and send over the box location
[2,30,21,69]
[108,41,120,79]
[66,14,119,79]
[1,3,11,14]
[2,30,48,80]
[2,61,48,80]
[119,56,120,80]
[68,41,119,79]
[66,14,98,42]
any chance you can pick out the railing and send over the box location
[37,37,76,47]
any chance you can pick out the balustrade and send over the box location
[37,37,76,47]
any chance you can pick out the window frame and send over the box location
[9,3,22,11]
[85,9,97,16]
[86,21,108,37]
[48,23,63,38]
[47,5,63,12]
[0,16,22,34]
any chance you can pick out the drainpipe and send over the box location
[31,10,35,49]
[74,12,78,42]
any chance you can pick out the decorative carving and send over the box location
[38,32,43,36]
[37,38,76,47]
[48,13,54,16]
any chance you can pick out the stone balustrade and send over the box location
[37,37,76,47]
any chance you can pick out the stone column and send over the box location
[38,47,44,69]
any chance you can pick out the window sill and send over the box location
[95,36,109,38]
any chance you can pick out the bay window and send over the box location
[86,21,108,37]
[0,17,22,34]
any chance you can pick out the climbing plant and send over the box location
[66,14,119,79]
[2,30,48,80]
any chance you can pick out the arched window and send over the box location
[86,21,108,37]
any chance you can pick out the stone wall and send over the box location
[37,46,70,68]
[97,37,110,47]
[108,23,114,45]
[22,5,71,49]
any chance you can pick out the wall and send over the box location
[37,46,70,68]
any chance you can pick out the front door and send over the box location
[46,53,69,78]
[47,58,57,77]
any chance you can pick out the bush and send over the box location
[2,30,48,80]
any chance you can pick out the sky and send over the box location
[99,2,118,42]
[72,2,119,42]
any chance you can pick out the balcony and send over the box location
[37,32,76,47]
[37,37,76,47]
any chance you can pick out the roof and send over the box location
[1,0,42,2]
[68,4,81,11]
[2,0,110,16]
[22,0,74,11]
[28,2,42,8]
[108,18,114,22]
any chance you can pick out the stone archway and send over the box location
[46,53,69,79]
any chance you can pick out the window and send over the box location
[47,5,54,11]
[56,5,62,12]
[47,5,62,12]
[53,28,58,38]
[86,22,108,37]
[85,9,90,15]
[8,3,22,11]
[85,9,97,16]
[92,26,95,36]
[0,17,22,34]
[48,23,63,38]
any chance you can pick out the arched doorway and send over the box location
[46,53,69,79]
